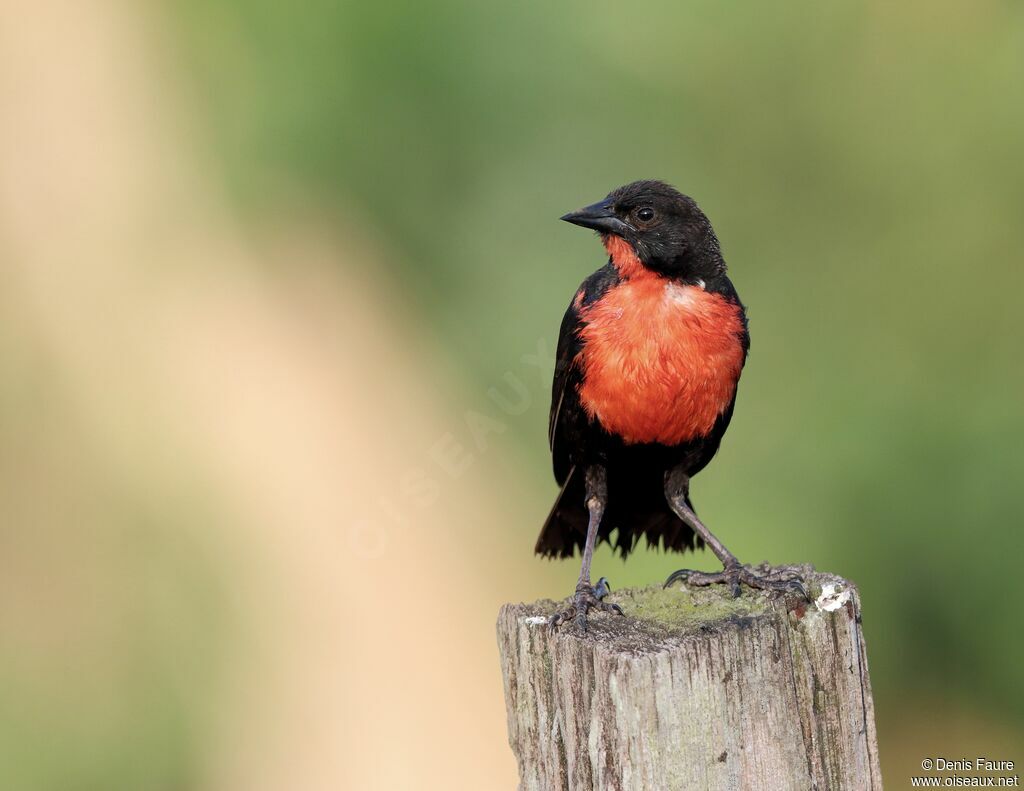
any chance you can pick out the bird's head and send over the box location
[560,180,724,282]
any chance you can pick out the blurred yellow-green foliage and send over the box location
[2,0,1023,788]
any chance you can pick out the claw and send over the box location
[548,577,625,633]
[665,562,809,601]
[788,579,810,601]
[664,568,695,589]
[548,607,576,632]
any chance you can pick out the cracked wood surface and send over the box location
[497,570,882,791]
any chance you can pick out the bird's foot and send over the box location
[664,561,809,600]
[548,577,624,633]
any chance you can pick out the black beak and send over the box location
[560,198,630,236]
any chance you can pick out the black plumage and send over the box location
[536,264,748,560]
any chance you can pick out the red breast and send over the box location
[576,237,745,446]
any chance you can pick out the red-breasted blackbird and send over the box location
[537,180,805,631]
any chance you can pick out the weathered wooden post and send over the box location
[497,567,882,790]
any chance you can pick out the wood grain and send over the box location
[497,570,882,790]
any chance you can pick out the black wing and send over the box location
[548,299,582,486]
[548,263,620,485]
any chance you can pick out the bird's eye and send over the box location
[634,207,656,223]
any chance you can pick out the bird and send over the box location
[537,180,805,632]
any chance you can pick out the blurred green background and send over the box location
[2,0,1022,788]
[177,0,1024,729]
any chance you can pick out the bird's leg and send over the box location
[662,466,808,599]
[549,465,624,632]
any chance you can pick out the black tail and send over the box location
[534,465,703,560]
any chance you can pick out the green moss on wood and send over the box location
[611,584,772,633]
